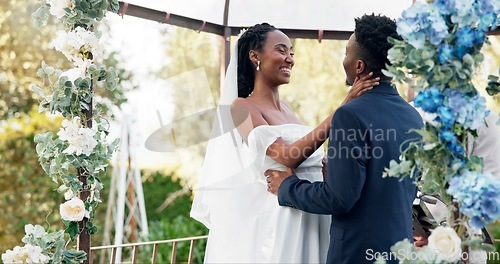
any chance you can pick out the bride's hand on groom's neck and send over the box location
[342,72,380,105]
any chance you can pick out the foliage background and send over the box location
[1,0,498,261]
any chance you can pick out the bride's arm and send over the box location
[232,73,379,169]
[266,74,379,168]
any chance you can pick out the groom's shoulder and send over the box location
[333,103,363,122]
[338,96,368,113]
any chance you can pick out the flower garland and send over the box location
[2,0,119,263]
[382,0,500,262]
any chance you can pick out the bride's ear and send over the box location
[249,50,259,65]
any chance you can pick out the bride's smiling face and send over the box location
[254,30,294,86]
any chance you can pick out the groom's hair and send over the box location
[354,14,401,72]
[237,23,277,98]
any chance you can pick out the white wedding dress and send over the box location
[198,124,330,263]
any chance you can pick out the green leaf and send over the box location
[64,221,80,241]
[62,249,87,264]
[423,59,435,72]
[486,74,500,96]
[86,220,99,235]
[109,0,120,12]
[31,85,47,98]
[462,53,474,66]
[31,4,50,28]
[80,1,90,9]
[476,243,496,252]
[383,160,401,178]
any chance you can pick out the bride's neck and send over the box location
[249,85,281,111]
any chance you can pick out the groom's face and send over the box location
[343,33,359,86]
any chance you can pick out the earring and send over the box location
[256,61,260,71]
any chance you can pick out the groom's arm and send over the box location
[277,106,367,215]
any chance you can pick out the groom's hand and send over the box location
[265,167,293,195]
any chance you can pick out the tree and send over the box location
[0,0,69,119]
[282,39,350,127]
[0,108,64,252]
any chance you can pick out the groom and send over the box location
[266,14,423,263]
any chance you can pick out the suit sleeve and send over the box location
[277,106,367,215]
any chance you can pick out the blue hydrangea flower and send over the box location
[414,86,443,113]
[456,45,471,59]
[427,6,449,46]
[447,172,500,229]
[397,2,448,48]
[451,0,480,27]
[439,130,465,155]
[476,0,499,31]
[438,43,454,63]
[456,27,476,48]
[439,130,455,142]
[442,89,489,130]
[478,12,497,31]
[434,0,456,15]
[437,106,455,128]
[473,30,487,50]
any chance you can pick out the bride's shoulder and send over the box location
[232,97,257,112]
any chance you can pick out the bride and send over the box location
[190,23,378,263]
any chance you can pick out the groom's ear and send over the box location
[356,59,366,74]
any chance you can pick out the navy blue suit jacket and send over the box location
[278,83,423,263]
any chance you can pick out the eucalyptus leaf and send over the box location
[31,4,50,28]
[462,53,474,66]
[62,249,87,264]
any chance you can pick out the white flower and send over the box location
[47,0,72,19]
[60,67,85,82]
[57,117,98,156]
[51,27,103,64]
[60,60,90,82]
[1,244,49,264]
[64,189,75,200]
[237,28,247,38]
[24,224,47,238]
[60,197,87,221]
[427,226,462,263]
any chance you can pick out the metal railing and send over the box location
[90,235,208,263]
[91,235,498,263]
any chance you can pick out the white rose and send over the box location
[60,197,87,221]
[48,0,71,19]
[428,226,462,263]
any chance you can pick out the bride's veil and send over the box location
[190,34,256,229]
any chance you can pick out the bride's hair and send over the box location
[237,23,277,98]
